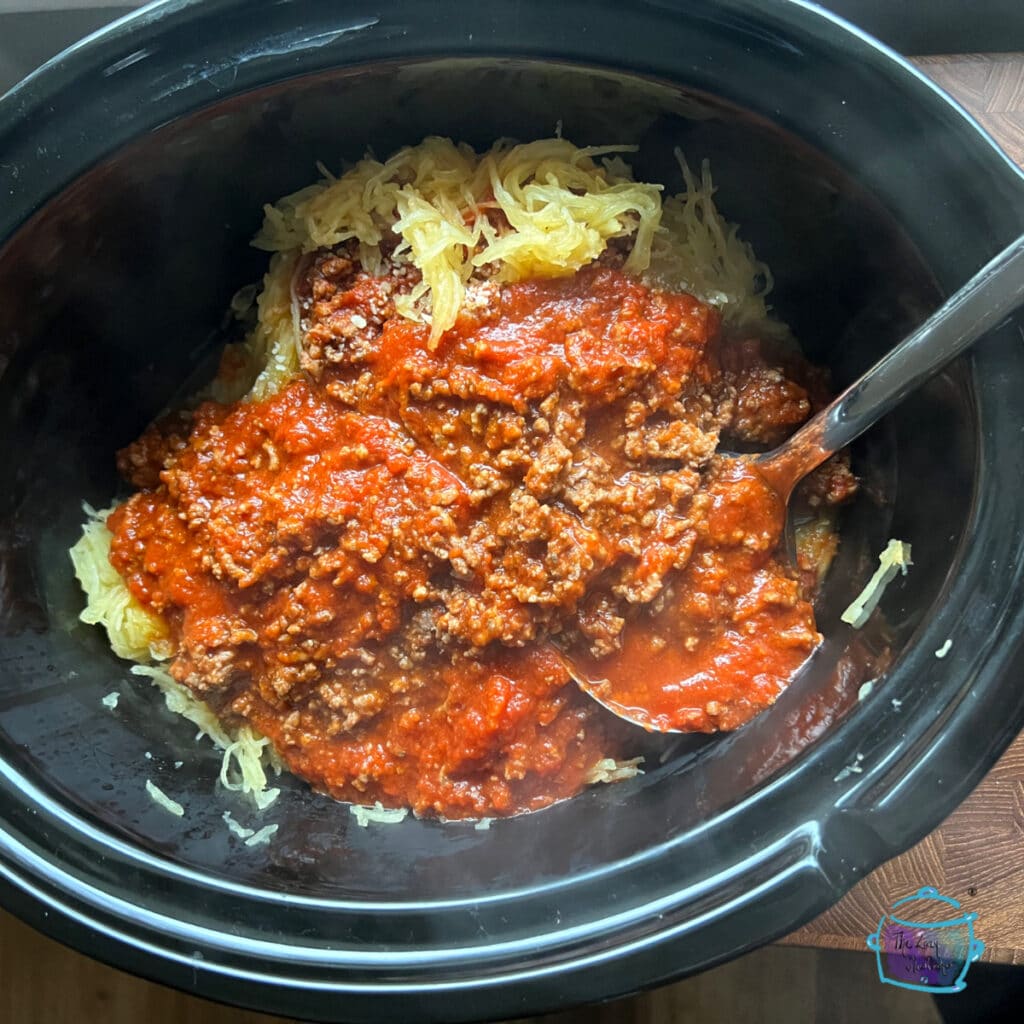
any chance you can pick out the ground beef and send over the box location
[117,410,193,489]
[297,242,420,378]
[801,452,859,507]
[107,254,855,816]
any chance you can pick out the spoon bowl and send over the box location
[566,234,1024,731]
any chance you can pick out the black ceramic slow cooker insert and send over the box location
[1,2,1023,1021]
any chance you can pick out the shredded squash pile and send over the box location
[70,506,283,810]
[69,505,170,662]
[646,151,777,330]
[239,136,777,399]
[253,137,663,346]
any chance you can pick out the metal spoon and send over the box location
[565,234,1024,731]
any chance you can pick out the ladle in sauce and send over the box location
[563,234,1024,731]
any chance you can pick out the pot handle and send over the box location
[969,938,986,961]
[866,930,882,952]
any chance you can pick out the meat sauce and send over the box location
[108,256,851,818]
[567,459,818,732]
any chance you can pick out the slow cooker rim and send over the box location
[1,1,1024,1020]
[2,0,1023,242]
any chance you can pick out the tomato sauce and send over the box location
[568,459,819,733]
[108,259,841,818]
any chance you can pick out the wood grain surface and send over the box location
[913,52,1024,166]
[0,50,1022,1024]
[783,52,1024,966]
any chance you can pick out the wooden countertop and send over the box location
[0,50,1022,1024]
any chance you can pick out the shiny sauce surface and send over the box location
[109,259,841,817]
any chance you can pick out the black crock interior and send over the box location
[1,3,1023,1022]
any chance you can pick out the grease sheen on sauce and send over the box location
[109,265,822,817]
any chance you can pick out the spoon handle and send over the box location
[757,234,1024,495]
